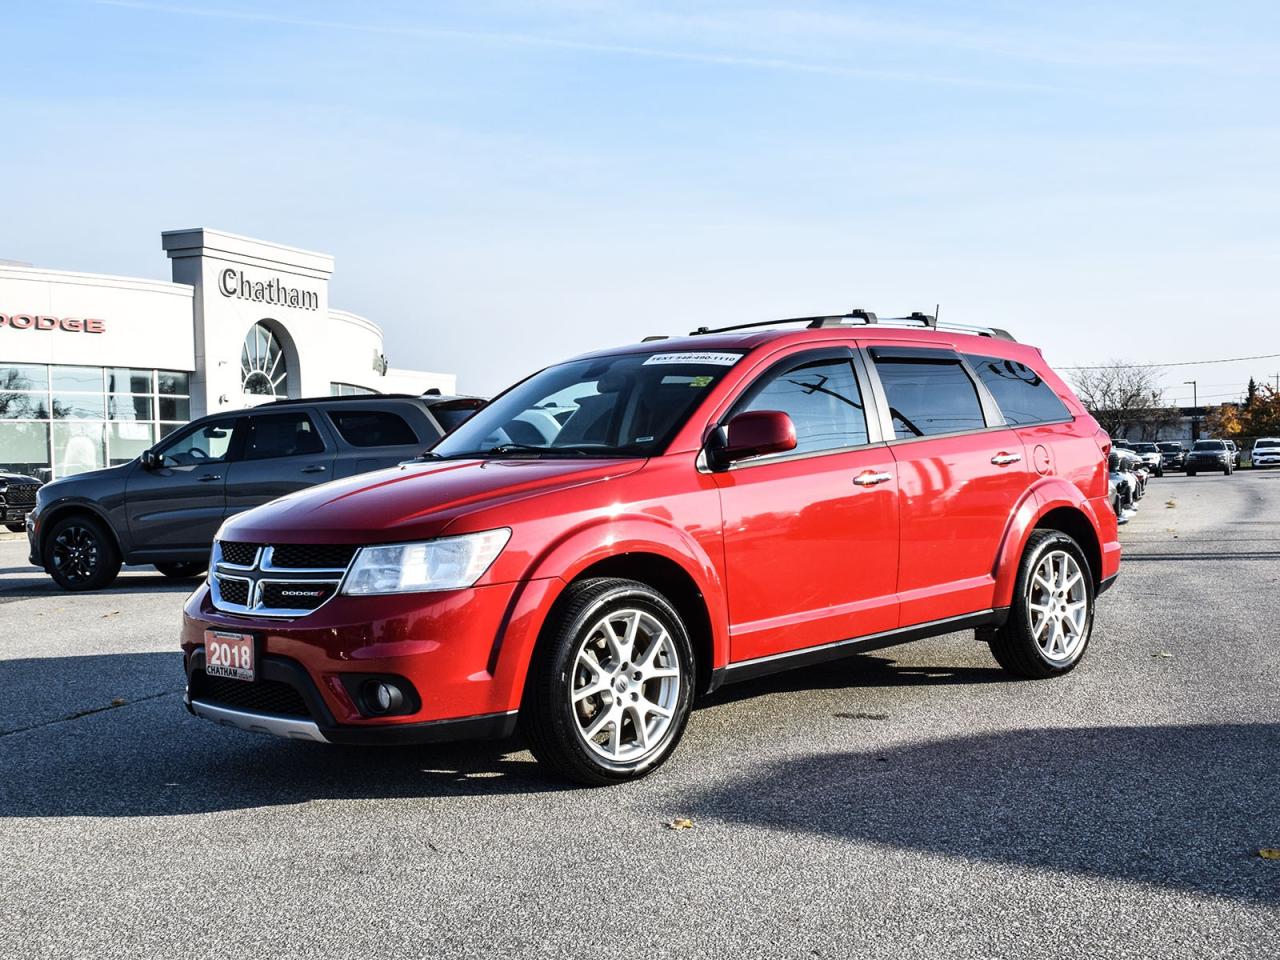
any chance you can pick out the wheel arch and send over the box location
[993,481,1105,608]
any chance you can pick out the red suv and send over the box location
[182,311,1120,784]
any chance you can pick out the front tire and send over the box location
[989,530,1095,679]
[154,561,207,579]
[4,523,24,533]
[45,514,121,591]
[522,578,695,785]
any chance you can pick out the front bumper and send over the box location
[181,577,560,744]
[1253,456,1280,467]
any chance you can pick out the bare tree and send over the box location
[1069,361,1181,439]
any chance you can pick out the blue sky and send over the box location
[3,1,1279,402]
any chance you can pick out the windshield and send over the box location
[1193,440,1224,451]
[431,349,745,458]
[1256,440,1279,449]
[1132,443,1158,453]
[1157,442,1183,451]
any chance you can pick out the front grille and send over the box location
[216,576,250,606]
[4,484,37,506]
[219,541,259,566]
[189,670,311,718]
[268,544,358,569]
[260,581,336,610]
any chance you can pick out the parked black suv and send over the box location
[1,471,41,532]
[1157,441,1186,471]
[26,394,484,590]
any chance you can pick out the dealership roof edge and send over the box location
[0,262,195,298]
[161,227,334,278]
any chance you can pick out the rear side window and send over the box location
[965,354,1071,426]
[736,352,868,455]
[873,355,986,439]
[328,410,419,448]
[244,413,326,460]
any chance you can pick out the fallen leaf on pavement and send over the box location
[109,697,127,707]
[666,818,695,831]
[1152,651,1174,659]
[101,610,120,618]
[834,711,889,720]
[1258,848,1280,860]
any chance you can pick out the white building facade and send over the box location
[0,228,454,480]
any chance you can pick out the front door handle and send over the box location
[991,452,1022,466]
[301,465,327,474]
[197,474,222,482]
[853,470,893,486]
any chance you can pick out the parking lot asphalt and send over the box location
[2,472,1279,959]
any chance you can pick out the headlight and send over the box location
[342,529,511,595]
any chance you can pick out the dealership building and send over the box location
[0,228,454,480]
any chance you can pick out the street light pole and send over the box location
[1185,379,1198,440]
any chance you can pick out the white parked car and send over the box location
[1252,438,1280,469]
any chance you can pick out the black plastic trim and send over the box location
[721,609,1009,685]
[1097,572,1119,595]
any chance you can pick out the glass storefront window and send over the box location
[108,422,155,466]
[0,422,51,478]
[50,365,104,392]
[51,393,107,420]
[2,364,49,392]
[158,371,190,395]
[159,396,191,421]
[0,393,51,419]
[106,368,155,394]
[0,364,191,479]
[108,394,154,421]
[52,421,106,476]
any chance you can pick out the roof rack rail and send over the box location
[689,308,1015,341]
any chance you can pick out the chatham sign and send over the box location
[0,313,106,333]
[218,268,319,311]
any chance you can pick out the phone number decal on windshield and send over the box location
[642,352,741,366]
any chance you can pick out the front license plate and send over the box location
[205,630,255,682]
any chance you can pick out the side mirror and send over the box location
[707,410,797,469]
[140,449,162,470]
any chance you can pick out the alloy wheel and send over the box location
[51,525,100,584]
[569,608,681,763]
[1026,549,1089,663]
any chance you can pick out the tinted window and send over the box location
[244,413,326,460]
[965,354,1070,426]
[1132,443,1158,453]
[158,418,237,466]
[1157,442,1183,451]
[329,410,419,448]
[736,353,867,455]
[1193,440,1224,451]
[429,399,486,433]
[874,357,986,439]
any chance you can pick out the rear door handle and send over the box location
[197,474,222,482]
[301,465,327,474]
[991,453,1022,466]
[853,470,893,486]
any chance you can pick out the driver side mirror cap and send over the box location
[140,449,161,470]
[708,410,797,469]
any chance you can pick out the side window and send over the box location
[966,354,1070,426]
[873,355,986,439]
[157,418,238,466]
[328,410,419,448]
[244,412,326,460]
[736,352,868,456]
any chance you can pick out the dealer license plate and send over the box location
[205,630,255,682]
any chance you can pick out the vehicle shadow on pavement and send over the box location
[0,653,563,818]
[0,573,200,600]
[686,723,1280,905]
[700,653,1007,709]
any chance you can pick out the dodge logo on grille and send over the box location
[280,589,326,598]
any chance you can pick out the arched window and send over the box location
[241,322,288,398]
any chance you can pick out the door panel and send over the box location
[712,346,899,663]
[716,449,900,662]
[223,411,336,517]
[890,429,1030,624]
[125,416,241,549]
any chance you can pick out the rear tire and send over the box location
[1187,469,1196,477]
[989,530,1095,679]
[521,578,695,786]
[154,561,207,579]
[45,514,121,591]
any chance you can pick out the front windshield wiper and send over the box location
[485,443,591,457]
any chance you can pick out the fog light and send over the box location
[364,680,403,715]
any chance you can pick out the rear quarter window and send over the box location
[965,354,1071,426]
[328,409,420,448]
[872,355,987,439]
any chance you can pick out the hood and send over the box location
[221,456,646,544]
[0,472,40,483]
[37,463,130,497]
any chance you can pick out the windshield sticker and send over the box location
[642,351,741,367]
[688,375,713,387]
